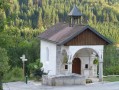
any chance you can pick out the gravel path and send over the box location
[3,81,119,90]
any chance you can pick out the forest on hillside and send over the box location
[0,0,119,84]
[2,0,119,42]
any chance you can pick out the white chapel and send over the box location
[39,5,112,84]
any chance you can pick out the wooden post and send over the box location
[23,61,25,76]
[20,54,28,84]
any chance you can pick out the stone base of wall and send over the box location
[42,74,86,86]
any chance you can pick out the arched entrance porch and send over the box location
[72,48,99,78]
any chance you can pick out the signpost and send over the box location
[20,54,28,84]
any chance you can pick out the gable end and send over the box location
[61,27,112,46]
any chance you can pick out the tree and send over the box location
[0,48,9,90]
[0,1,10,89]
[37,12,43,29]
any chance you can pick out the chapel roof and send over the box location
[38,22,112,45]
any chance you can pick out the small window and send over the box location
[46,47,49,61]
[85,64,88,69]
[65,65,68,70]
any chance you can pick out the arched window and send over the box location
[62,50,68,64]
[62,49,68,70]
[46,47,49,61]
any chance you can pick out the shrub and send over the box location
[28,59,43,74]
[104,66,119,75]
[33,68,47,81]
[3,67,24,82]
[28,59,44,80]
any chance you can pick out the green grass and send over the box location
[3,67,24,83]
[104,76,119,82]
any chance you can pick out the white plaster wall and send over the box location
[40,42,104,77]
[80,57,90,77]
[40,40,56,75]
[79,56,97,78]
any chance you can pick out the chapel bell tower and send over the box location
[68,5,82,27]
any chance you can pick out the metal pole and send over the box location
[25,75,28,84]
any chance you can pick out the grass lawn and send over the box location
[104,76,119,82]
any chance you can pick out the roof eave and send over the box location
[39,37,58,44]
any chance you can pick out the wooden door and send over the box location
[72,58,81,74]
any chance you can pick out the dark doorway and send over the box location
[72,58,81,74]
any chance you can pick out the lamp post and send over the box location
[20,54,28,84]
